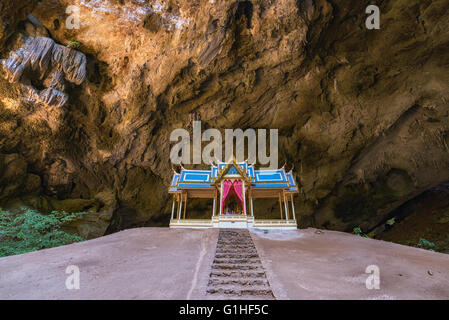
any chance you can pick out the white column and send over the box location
[178,194,183,220]
[242,180,246,215]
[279,193,283,219]
[183,194,187,219]
[284,193,289,221]
[212,197,216,217]
[291,195,296,221]
[250,196,254,217]
[170,197,175,220]
[219,181,223,215]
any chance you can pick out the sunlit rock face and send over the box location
[0,0,37,48]
[0,0,448,237]
[1,36,86,108]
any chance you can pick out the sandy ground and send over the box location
[0,227,448,299]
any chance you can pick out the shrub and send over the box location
[417,238,435,248]
[0,207,87,257]
[65,40,81,49]
[353,227,370,238]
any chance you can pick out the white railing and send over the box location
[217,214,250,220]
[170,219,213,226]
[253,219,297,225]
[169,217,297,229]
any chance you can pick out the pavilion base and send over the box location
[169,215,297,230]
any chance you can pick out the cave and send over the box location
[0,0,448,302]
[0,0,447,252]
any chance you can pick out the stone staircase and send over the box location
[206,229,275,299]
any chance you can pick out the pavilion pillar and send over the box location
[283,192,289,221]
[291,194,296,221]
[250,192,254,217]
[242,180,246,215]
[212,196,216,217]
[170,197,175,220]
[178,193,182,220]
[219,181,223,215]
[183,193,187,220]
[278,192,283,219]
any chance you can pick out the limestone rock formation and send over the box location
[1,36,86,108]
[0,0,448,241]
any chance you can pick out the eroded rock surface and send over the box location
[0,0,448,238]
[1,36,86,108]
[0,1,37,48]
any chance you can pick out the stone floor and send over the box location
[0,227,448,299]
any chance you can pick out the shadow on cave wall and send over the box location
[373,182,449,253]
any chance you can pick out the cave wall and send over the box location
[0,0,448,237]
[375,183,449,253]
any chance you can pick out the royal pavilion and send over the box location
[168,158,299,229]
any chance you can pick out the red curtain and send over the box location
[221,180,245,214]
[232,180,245,214]
[221,180,232,211]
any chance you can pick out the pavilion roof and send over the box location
[168,159,299,194]
[212,157,251,185]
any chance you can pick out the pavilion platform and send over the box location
[169,214,297,230]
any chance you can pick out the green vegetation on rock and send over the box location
[65,40,81,49]
[353,227,370,238]
[417,238,435,249]
[0,207,86,257]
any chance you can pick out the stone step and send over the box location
[215,249,256,254]
[213,258,261,264]
[211,264,264,271]
[215,248,257,253]
[218,241,253,248]
[219,230,250,234]
[210,271,267,278]
[215,253,259,259]
[206,288,274,297]
[206,228,275,299]
[208,284,271,292]
[208,278,269,286]
[215,247,257,251]
[217,238,253,241]
[216,244,255,250]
